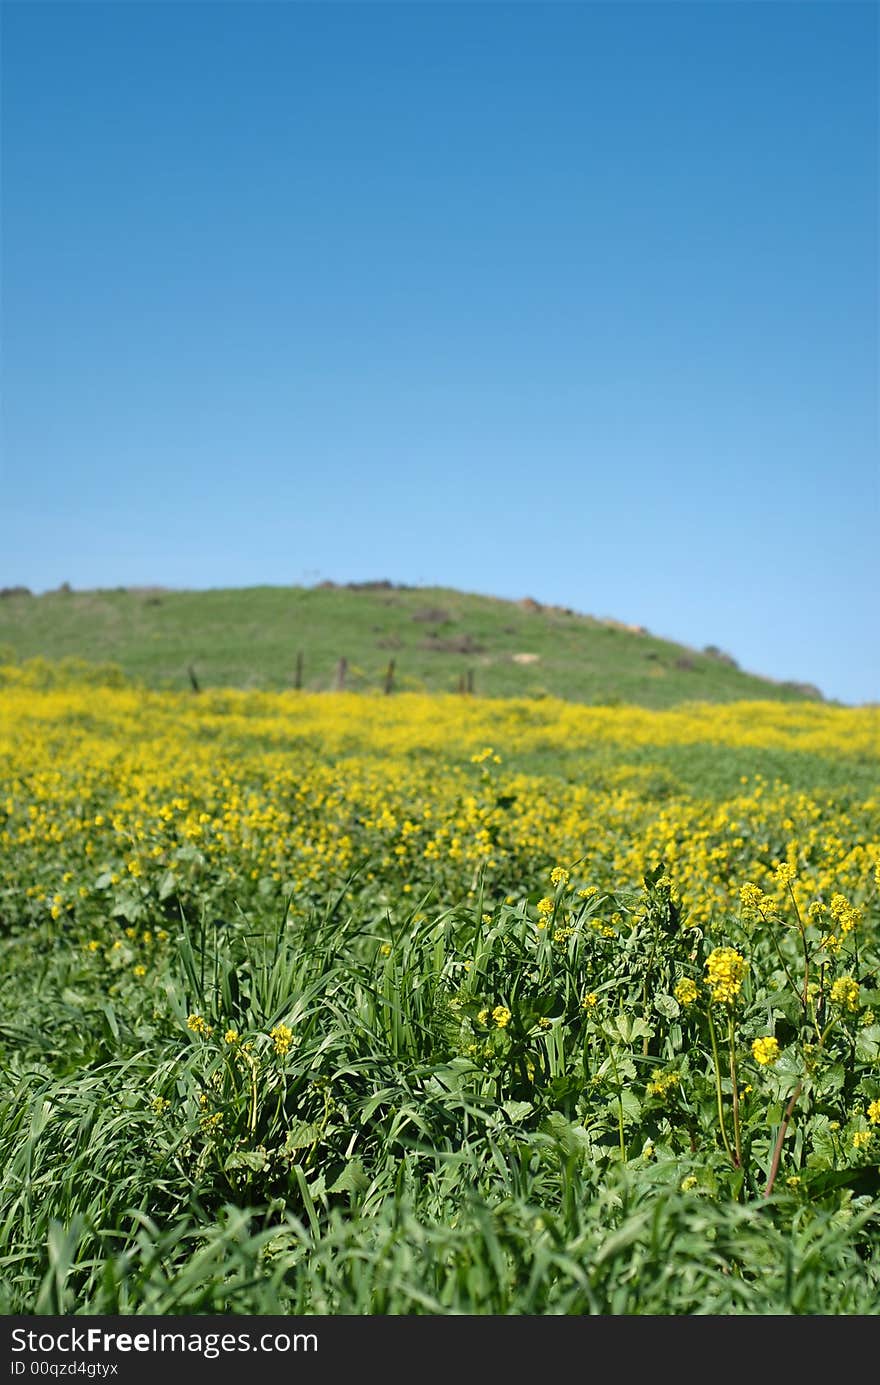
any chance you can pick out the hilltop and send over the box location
[0,581,825,708]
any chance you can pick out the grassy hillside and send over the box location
[0,581,825,707]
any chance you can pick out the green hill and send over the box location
[0,581,825,708]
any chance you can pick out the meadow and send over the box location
[1,659,878,1314]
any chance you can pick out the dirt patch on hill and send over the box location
[411,608,451,623]
[420,633,485,655]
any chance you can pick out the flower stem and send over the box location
[764,1082,803,1198]
[708,1005,736,1168]
[728,1012,742,1168]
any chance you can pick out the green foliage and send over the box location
[1,863,878,1314]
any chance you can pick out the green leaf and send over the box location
[111,893,142,923]
[541,1112,591,1157]
[654,993,680,1021]
[855,1025,880,1062]
[283,1121,323,1152]
[158,870,177,901]
[619,1089,642,1124]
[329,1159,369,1195]
[502,1100,534,1124]
[225,1149,269,1173]
[815,1062,845,1095]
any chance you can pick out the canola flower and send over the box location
[647,1070,680,1097]
[704,948,748,1005]
[674,978,699,1007]
[751,1036,781,1066]
[270,1023,294,1056]
[830,976,860,1012]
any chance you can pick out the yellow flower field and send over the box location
[2,666,877,938]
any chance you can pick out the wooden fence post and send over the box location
[188,664,200,693]
[334,657,347,691]
[383,659,395,694]
[294,651,303,690]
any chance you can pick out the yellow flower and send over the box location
[187,1013,212,1036]
[830,975,860,1012]
[133,964,147,978]
[853,1130,871,1150]
[739,883,763,911]
[477,1008,489,1025]
[549,866,569,886]
[829,894,860,936]
[647,1070,680,1097]
[270,1022,293,1055]
[674,977,699,1007]
[866,1099,880,1126]
[751,1036,780,1066]
[492,1005,511,1029]
[224,1028,240,1045]
[581,992,598,1010]
[704,947,747,1005]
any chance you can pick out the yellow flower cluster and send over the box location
[830,975,860,1012]
[270,1023,294,1055]
[647,1070,680,1097]
[739,882,764,912]
[704,948,748,1005]
[674,977,699,1007]
[751,1036,781,1066]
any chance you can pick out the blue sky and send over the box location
[2,1,877,704]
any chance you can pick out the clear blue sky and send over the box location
[2,1,877,704]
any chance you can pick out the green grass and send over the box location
[0,582,826,707]
[2,879,878,1315]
